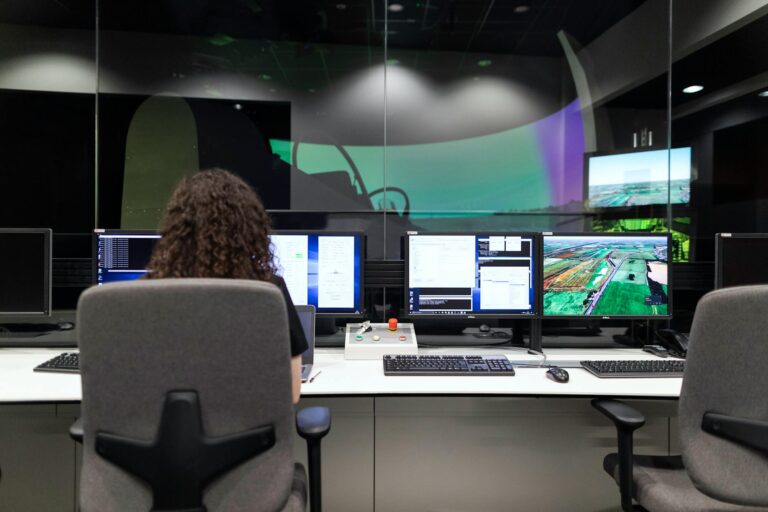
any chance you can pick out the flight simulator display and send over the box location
[587,147,691,208]
[270,231,364,316]
[405,233,537,317]
[543,234,670,317]
[95,229,364,316]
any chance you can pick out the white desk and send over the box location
[0,347,682,402]
[0,347,682,512]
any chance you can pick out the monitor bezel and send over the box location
[92,229,161,285]
[542,231,673,320]
[583,146,693,211]
[0,228,52,317]
[270,230,366,318]
[403,231,540,319]
[714,233,768,290]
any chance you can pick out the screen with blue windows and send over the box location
[94,231,160,285]
[406,233,537,317]
[270,232,364,315]
[95,230,364,316]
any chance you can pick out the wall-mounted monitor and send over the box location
[0,228,52,316]
[542,233,670,318]
[587,147,691,208]
[715,233,768,289]
[94,229,365,317]
[405,232,538,318]
[270,231,365,317]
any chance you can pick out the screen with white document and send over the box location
[405,232,537,317]
[270,231,364,316]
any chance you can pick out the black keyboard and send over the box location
[383,355,515,376]
[34,352,80,374]
[581,359,685,378]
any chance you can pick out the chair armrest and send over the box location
[296,406,331,440]
[592,399,645,512]
[296,407,331,512]
[69,417,84,444]
[592,398,646,431]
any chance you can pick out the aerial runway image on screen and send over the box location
[587,147,691,208]
[543,235,668,316]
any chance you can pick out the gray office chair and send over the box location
[593,285,768,511]
[72,279,330,512]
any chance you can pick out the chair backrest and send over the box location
[77,279,295,512]
[679,285,768,506]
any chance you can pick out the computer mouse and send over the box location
[546,367,569,383]
[57,322,75,331]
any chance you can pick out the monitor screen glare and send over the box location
[543,235,669,317]
[407,234,536,316]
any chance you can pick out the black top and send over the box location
[271,275,309,357]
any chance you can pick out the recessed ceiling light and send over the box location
[682,85,704,94]
[336,3,346,9]
[388,3,403,12]
[758,90,768,97]
[513,5,530,13]
[233,103,242,110]
[477,59,492,67]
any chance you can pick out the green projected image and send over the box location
[543,235,669,317]
[590,179,689,207]
[591,217,690,262]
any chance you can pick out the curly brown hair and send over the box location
[146,169,275,281]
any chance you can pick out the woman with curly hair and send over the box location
[146,168,308,403]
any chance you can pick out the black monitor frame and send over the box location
[403,231,540,320]
[270,230,366,318]
[714,233,768,290]
[92,229,160,284]
[0,228,52,317]
[542,231,672,320]
[583,146,693,212]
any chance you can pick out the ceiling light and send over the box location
[513,5,530,13]
[233,103,242,110]
[682,85,703,94]
[388,3,404,12]
[758,90,768,97]
[336,3,346,9]
[477,59,492,67]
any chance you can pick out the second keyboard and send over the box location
[383,355,515,376]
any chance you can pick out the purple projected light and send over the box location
[533,99,585,207]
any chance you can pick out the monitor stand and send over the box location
[315,317,340,336]
[0,323,55,338]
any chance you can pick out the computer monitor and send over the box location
[542,233,670,318]
[94,229,365,316]
[93,230,161,285]
[0,228,52,316]
[404,232,538,318]
[586,147,691,208]
[270,231,365,317]
[715,233,768,289]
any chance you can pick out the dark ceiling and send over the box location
[606,13,768,111]
[0,0,646,57]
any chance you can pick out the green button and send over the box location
[355,335,364,341]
